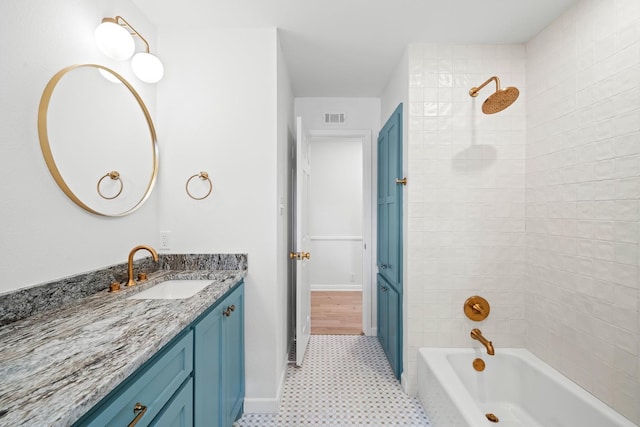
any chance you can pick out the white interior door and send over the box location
[295,116,311,366]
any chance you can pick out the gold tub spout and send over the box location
[470,328,495,355]
[126,245,159,287]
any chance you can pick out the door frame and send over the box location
[307,129,374,336]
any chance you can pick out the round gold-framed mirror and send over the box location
[38,64,158,217]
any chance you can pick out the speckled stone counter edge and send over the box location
[0,254,247,326]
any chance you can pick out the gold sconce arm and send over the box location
[103,16,150,53]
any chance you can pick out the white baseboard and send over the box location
[243,351,289,414]
[243,397,280,414]
[311,284,363,291]
[401,371,409,394]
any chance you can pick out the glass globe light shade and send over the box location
[98,68,123,84]
[95,21,135,60]
[131,52,164,83]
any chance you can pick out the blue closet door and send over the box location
[377,104,403,286]
[377,103,403,379]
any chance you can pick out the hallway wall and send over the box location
[525,1,640,422]
[309,138,363,291]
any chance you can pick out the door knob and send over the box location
[289,252,310,260]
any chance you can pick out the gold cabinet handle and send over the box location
[289,252,300,260]
[396,177,407,185]
[301,252,311,260]
[128,402,147,427]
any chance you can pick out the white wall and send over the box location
[525,1,640,423]
[381,48,409,126]
[295,98,380,132]
[404,43,527,394]
[275,33,295,410]
[155,27,284,411]
[309,138,363,290]
[0,0,158,294]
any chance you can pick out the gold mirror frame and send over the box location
[37,64,158,217]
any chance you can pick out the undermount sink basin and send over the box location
[128,280,212,300]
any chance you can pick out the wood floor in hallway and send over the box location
[311,291,362,335]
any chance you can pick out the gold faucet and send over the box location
[470,328,495,355]
[126,245,159,287]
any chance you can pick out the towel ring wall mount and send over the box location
[186,171,212,200]
[97,170,124,200]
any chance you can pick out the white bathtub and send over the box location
[417,348,636,427]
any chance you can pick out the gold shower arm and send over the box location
[469,76,501,97]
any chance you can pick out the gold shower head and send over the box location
[469,76,519,114]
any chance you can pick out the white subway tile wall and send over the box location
[405,42,527,394]
[406,2,640,424]
[525,0,639,423]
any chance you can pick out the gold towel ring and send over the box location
[186,171,212,200]
[97,171,124,200]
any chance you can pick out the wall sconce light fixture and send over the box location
[95,16,164,83]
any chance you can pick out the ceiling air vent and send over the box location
[323,112,346,125]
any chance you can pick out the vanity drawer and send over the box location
[77,330,193,427]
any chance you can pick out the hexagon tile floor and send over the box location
[234,335,431,427]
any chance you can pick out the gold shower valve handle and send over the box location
[472,303,485,315]
[464,296,490,321]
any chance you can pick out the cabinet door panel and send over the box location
[79,331,193,427]
[194,303,224,427]
[377,274,389,354]
[223,285,245,425]
[194,281,245,427]
[150,377,193,427]
[386,284,401,378]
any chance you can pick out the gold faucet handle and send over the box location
[464,296,490,321]
[471,303,485,315]
[138,272,148,281]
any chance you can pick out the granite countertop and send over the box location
[0,269,246,427]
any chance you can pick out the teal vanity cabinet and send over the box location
[75,330,194,426]
[74,280,244,427]
[194,281,245,427]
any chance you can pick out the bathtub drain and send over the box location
[485,413,499,423]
